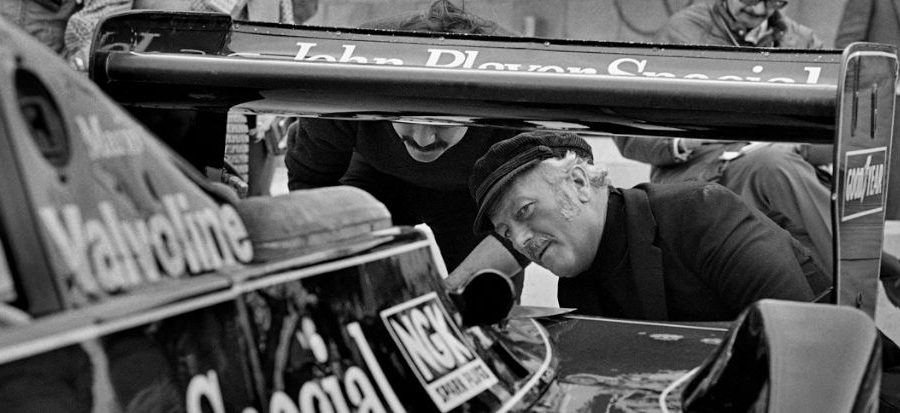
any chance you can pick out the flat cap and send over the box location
[469,131,593,234]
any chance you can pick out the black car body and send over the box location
[0,9,895,412]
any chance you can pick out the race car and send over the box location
[0,7,894,413]
[88,9,895,317]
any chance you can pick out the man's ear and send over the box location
[568,165,592,202]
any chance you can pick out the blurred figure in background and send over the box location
[64,0,318,71]
[60,0,318,198]
[638,0,900,306]
[655,0,822,48]
[619,0,897,287]
[0,0,79,57]
[835,0,900,60]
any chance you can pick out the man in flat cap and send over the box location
[469,131,829,321]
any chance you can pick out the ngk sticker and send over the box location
[842,147,888,222]
[380,293,498,412]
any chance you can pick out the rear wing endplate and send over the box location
[834,43,898,315]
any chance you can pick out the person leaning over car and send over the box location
[470,131,829,321]
[286,0,527,280]
[287,119,523,273]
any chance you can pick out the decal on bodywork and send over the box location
[38,193,252,297]
[842,147,888,221]
[73,115,145,160]
[287,42,825,84]
[184,319,403,413]
[380,292,498,412]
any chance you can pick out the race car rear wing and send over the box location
[90,11,897,316]
[91,11,837,142]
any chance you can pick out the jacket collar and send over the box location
[557,186,669,320]
[621,185,669,320]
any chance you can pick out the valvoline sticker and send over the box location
[380,293,498,412]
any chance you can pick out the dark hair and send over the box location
[360,0,514,36]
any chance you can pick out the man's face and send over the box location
[726,0,780,31]
[391,122,468,163]
[489,165,600,277]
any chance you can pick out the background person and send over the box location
[622,0,900,288]
[470,131,829,321]
[0,0,79,58]
[654,0,822,48]
[63,0,318,71]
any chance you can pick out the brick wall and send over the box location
[306,0,848,47]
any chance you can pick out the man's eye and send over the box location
[515,203,533,220]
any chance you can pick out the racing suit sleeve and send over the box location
[612,136,684,166]
[834,0,873,49]
[285,119,357,190]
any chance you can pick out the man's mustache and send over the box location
[523,236,551,261]
[401,136,448,152]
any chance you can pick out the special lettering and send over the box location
[185,321,403,413]
[607,58,822,84]
[290,42,825,84]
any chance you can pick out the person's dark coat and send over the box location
[285,119,518,270]
[558,182,828,322]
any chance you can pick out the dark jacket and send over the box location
[558,183,828,322]
[285,119,518,269]
[654,0,823,48]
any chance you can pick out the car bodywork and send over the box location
[0,8,895,413]
[90,11,896,316]
[0,15,556,413]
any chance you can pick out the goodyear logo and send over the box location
[380,293,498,412]
[842,147,888,222]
